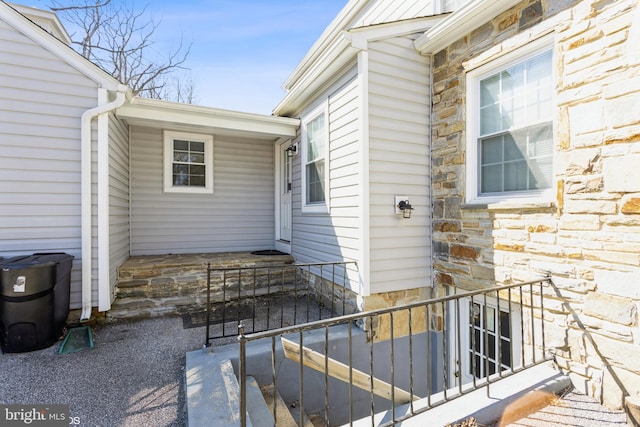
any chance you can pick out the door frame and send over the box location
[447,294,523,389]
[275,138,293,253]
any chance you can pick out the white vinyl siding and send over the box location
[443,0,471,12]
[129,126,276,255]
[291,74,361,270]
[108,113,130,298]
[0,18,100,308]
[367,36,432,294]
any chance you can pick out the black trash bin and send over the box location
[0,253,74,353]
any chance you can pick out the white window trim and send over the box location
[449,295,523,388]
[163,130,214,194]
[465,35,555,206]
[462,296,522,382]
[301,101,330,214]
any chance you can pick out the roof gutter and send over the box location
[281,0,368,91]
[274,32,359,116]
[413,0,522,54]
[80,88,127,322]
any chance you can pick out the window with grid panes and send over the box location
[466,40,554,204]
[163,131,213,194]
[301,103,328,213]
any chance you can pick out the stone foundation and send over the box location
[109,252,295,319]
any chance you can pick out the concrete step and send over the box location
[186,352,244,427]
[111,252,296,320]
[107,295,205,319]
[260,383,315,427]
[245,377,275,427]
[185,347,310,427]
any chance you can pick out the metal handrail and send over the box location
[238,276,553,426]
[204,260,357,345]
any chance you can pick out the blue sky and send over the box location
[14,0,348,114]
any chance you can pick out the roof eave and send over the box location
[118,98,300,140]
[282,0,369,91]
[274,16,445,117]
[273,33,358,117]
[349,15,447,48]
[8,2,72,45]
[414,0,523,54]
[1,1,127,93]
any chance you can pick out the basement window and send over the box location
[163,131,214,194]
[457,297,522,384]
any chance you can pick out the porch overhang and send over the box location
[117,97,300,140]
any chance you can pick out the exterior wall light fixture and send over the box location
[398,200,414,218]
[286,143,298,158]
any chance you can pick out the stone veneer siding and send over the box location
[431,0,640,409]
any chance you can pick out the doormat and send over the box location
[182,304,254,329]
[58,326,94,355]
[250,249,288,256]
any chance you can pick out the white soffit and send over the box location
[8,2,71,45]
[347,15,446,49]
[414,0,523,54]
[117,97,300,140]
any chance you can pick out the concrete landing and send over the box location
[351,361,572,426]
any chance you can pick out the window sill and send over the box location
[164,187,214,195]
[301,203,329,214]
[462,201,556,211]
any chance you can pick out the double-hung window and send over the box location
[301,104,329,213]
[466,39,554,204]
[163,131,214,194]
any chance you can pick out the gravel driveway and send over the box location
[0,317,205,427]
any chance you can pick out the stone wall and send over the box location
[431,0,640,408]
[362,288,439,342]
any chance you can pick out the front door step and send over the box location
[110,252,294,320]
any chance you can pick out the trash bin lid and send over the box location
[0,253,73,298]
[0,255,56,270]
[0,253,73,270]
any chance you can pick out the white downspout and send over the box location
[80,89,127,321]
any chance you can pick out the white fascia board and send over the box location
[1,2,127,92]
[8,2,72,45]
[274,16,446,117]
[414,0,523,54]
[274,33,359,116]
[348,15,447,49]
[282,0,369,91]
[117,98,300,139]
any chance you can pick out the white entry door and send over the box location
[276,140,292,250]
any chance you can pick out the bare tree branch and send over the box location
[49,0,194,101]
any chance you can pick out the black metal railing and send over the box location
[238,277,554,426]
[204,261,357,346]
